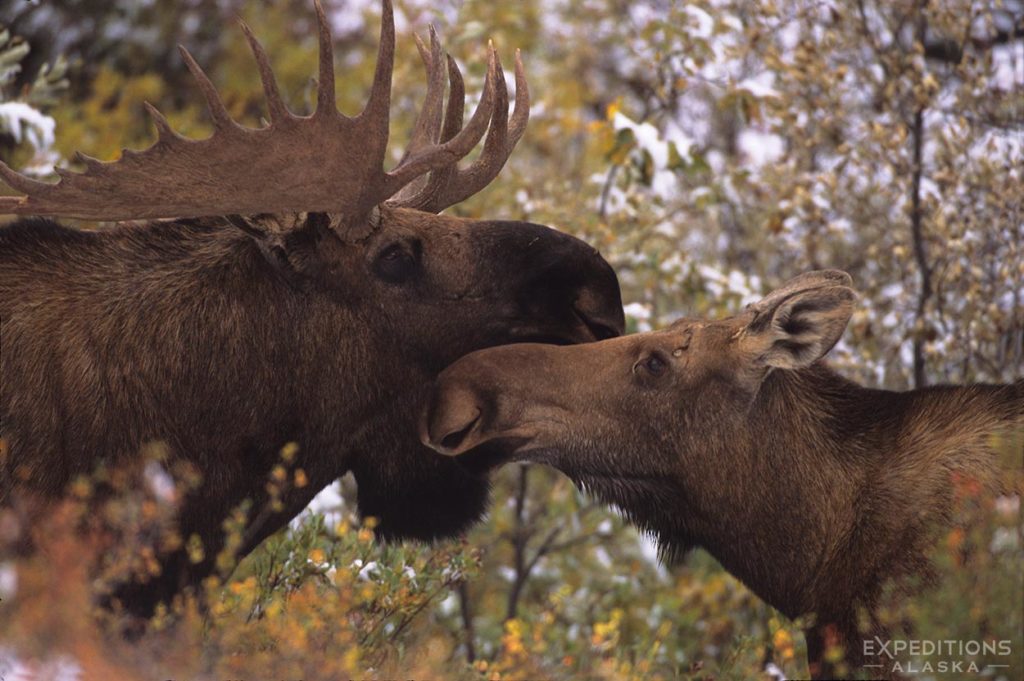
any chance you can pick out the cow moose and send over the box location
[0,0,624,619]
[422,270,1023,679]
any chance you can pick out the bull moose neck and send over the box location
[661,364,1019,622]
[1,216,434,508]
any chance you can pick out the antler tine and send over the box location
[143,102,183,142]
[389,48,498,212]
[0,160,55,196]
[482,46,510,153]
[393,46,530,213]
[445,48,529,204]
[404,27,446,157]
[239,18,291,124]
[439,46,514,206]
[72,151,103,172]
[178,45,239,132]
[379,47,498,199]
[508,50,530,147]
[441,54,466,140]
[0,159,54,214]
[357,0,396,143]
[313,0,337,116]
[394,53,464,208]
[390,28,447,203]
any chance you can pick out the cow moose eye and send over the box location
[374,242,420,283]
[635,351,669,377]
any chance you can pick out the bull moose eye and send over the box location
[374,242,420,283]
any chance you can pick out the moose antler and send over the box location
[0,0,529,231]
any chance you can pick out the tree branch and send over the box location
[458,580,477,663]
[909,7,933,389]
[505,465,531,621]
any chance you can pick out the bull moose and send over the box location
[0,0,624,618]
[423,270,1023,679]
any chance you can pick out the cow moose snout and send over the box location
[421,382,488,456]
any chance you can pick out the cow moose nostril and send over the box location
[422,387,487,456]
[439,410,481,452]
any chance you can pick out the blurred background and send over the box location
[1,1,1021,679]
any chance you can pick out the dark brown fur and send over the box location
[423,272,1023,679]
[0,208,623,616]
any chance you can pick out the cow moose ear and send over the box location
[741,284,857,370]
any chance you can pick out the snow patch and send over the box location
[737,72,779,99]
[684,6,714,39]
[0,101,55,150]
[738,129,784,166]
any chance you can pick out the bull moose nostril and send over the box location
[585,317,620,341]
[573,304,624,341]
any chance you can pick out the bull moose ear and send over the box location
[741,282,857,370]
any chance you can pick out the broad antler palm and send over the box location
[0,0,528,234]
